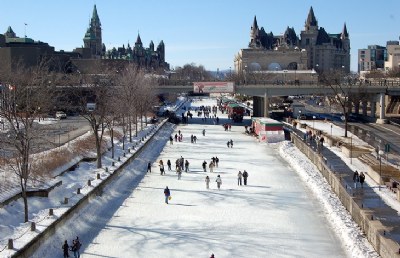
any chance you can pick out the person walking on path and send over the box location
[164,186,171,204]
[242,170,249,185]
[185,160,190,172]
[238,171,243,186]
[167,159,172,171]
[353,170,360,188]
[202,160,207,172]
[216,175,222,189]
[205,176,210,189]
[62,240,70,258]
[359,172,366,188]
[203,129,206,136]
[209,161,215,173]
[147,162,151,173]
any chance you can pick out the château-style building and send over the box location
[234,6,350,75]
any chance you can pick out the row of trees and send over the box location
[0,60,158,222]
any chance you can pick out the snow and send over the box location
[0,97,387,258]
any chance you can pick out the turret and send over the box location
[304,6,318,31]
[249,16,261,48]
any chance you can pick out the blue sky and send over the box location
[1,0,399,72]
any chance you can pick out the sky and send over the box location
[1,1,400,71]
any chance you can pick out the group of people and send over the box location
[62,236,81,258]
[237,170,249,186]
[353,170,366,188]
[303,130,324,152]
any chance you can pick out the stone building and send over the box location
[235,6,350,75]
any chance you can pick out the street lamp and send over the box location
[350,135,352,164]
[378,150,384,190]
[312,115,316,129]
[298,110,302,120]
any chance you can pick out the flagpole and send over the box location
[24,23,27,38]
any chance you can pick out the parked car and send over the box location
[55,111,67,119]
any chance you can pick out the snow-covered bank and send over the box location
[279,141,378,257]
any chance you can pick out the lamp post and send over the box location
[350,135,353,164]
[298,110,302,120]
[330,123,333,137]
[378,150,384,190]
[312,115,316,129]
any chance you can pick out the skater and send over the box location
[177,167,182,180]
[159,160,165,175]
[185,160,190,172]
[147,162,151,173]
[193,135,197,143]
[174,134,178,142]
[229,139,233,148]
[216,175,222,189]
[243,170,249,185]
[203,129,206,136]
[164,186,171,204]
[209,161,215,173]
[353,170,359,188]
[62,240,69,258]
[215,156,219,167]
[238,171,243,186]
[205,176,210,189]
[210,254,215,258]
[202,160,207,172]
[227,141,230,148]
[167,159,172,171]
[359,172,366,188]
[169,136,173,145]
[72,237,81,258]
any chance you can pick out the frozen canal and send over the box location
[81,108,346,257]
[32,98,347,258]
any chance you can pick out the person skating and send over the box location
[177,166,182,180]
[202,160,207,172]
[62,240,70,258]
[159,160,165,175]
[147,162,151,173]
[216,175,222,189]
[238,171,243,186]
[242,170,248,185]
[353,170,359,188]
[227,141,230,148]
[185,160,190,172]
[169,136,173,145]
[203,129,206,136]
[205,176,210,189]
[215,156,219,167]
[164,186,171,204]
[167,159,172,171]
[210,254,215,258]
[209,161,215,173]
[230,139,233,148]
[359,172,366,188]
[174,133,178,142]
[72,236,81,258]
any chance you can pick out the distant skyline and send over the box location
[1,0,399,72]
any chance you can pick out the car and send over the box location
[55,111,67,119]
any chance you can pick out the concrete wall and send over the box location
[291,133,400,258]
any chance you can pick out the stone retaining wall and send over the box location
[291,132,400,258]
[11,120,168,258]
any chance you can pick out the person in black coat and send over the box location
[359,172,366,188]
[242,170,249,185]
[164,186,171,204]
[147,162,151,173]
[62,240,69,258]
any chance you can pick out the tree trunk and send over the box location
[128,115,132,143]
[111,128,114,159]
[95,130,102,168]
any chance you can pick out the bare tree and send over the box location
[74,61,116,168]
[0,61,57,222]
[320,70,367,137]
